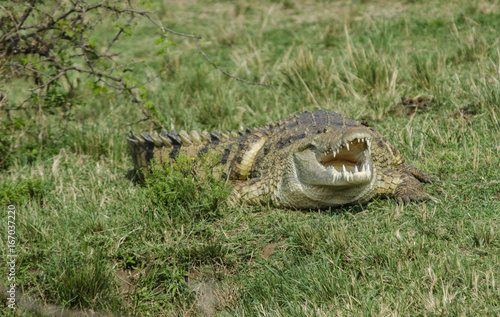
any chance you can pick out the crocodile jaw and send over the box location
[294,133,373,187]
[280,132,376,208]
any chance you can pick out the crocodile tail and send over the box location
[127,131,171,182]
[127,128,240,182]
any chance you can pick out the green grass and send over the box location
[1,0,499,315]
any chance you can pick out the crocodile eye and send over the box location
[298,143,316,152]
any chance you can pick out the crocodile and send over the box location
[127,110,432,209]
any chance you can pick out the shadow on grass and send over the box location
[125,168,138,184]
[312,203,367,216]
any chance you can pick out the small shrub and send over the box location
[143,154,231,223]
[289,222,329,256]
[0,178,53,206]
[142,262,191,300]
[43,251,120,310]
[472,223,498,248]
[180,238,231,266]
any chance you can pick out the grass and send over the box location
[1,0,499,315]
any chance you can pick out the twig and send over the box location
[1,0,273,130]
[139,10,273,87]
[192,36,272,87]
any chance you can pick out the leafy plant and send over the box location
[143,154,231,223]
[43,251,120,310]
[0,178,52,206]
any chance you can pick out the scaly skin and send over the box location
[127,110,432,209]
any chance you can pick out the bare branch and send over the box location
[191,37,272,87]
[0,0,272,138]
[139,11,272,87]
[104,15,136,55]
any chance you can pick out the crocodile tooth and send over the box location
[179,130,193,145]
[346,142,350,151]
[354,166,359,173]
[343,165,347,174]
[201,130,212,142]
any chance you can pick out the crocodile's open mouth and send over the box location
[312,136,373,186]
[293,132,374,187]
[317,136,371,180]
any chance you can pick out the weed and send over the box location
[42,251,120,310]
[0,178,52,206]
[142,154,230,223]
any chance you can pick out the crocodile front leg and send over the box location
[375,169,430,204]
[396,163,433,184]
